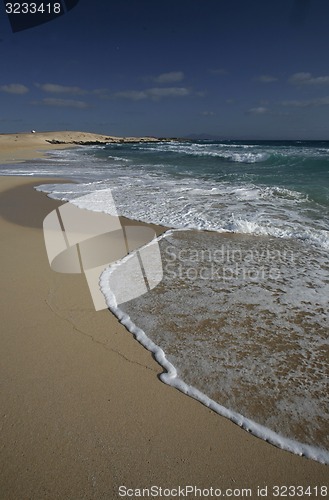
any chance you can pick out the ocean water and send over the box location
[2,140,328,462]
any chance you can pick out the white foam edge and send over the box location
[99,228,329,465]
[35,183,329,251]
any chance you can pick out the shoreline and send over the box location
[0,130,179,165]
[0,139,328,496]
[102,246,329,464]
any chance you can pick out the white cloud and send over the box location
[92,88,111,98]
[36,98,90,108]
[289,72,311,84]
[35,83,86,94]
[0,83,29,94]
[289,72,329,85]
[201,111,215,116]
[113,90,146,101]
[114,87,191,101]
[246,106,269,115]
[153,71,184,84]
[256,75,278,83]
[148,87,190,98]
[282,96,329,107]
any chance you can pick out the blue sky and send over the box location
[1,0,329,139]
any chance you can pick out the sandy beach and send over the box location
[0,135,328,499]
[0,131,162,164]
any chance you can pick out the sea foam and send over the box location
[99,229,329,464]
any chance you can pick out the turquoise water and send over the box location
[21,140,328,249]
[92,140,329,209]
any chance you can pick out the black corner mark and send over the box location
[63,0,79,11]
[4,0,80,33]
[5,1,65,33]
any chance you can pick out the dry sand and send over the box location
[0,138,328,498]
[0,131,161,164]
